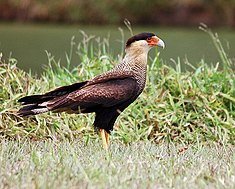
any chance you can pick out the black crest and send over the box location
[126,32,155,47]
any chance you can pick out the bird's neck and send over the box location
[113,46,149,90]
[116,46,149,72]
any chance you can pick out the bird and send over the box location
[18,32,165,149]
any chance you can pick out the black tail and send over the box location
[18,81,88,116]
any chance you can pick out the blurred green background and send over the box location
[0,0,234,73]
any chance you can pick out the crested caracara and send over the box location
[18,32,165,149]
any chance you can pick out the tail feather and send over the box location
[18,104,48,116]
[18,81,88,117]
[18,81,88,105]
[18,95,54,105]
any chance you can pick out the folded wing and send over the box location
[18,73,138,116]
[47,77,138,113]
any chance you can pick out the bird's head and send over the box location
[126,32,165,53]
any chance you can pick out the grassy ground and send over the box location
[0,140,235,189]
[0,25,235,188]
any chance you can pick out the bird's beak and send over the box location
[157,38,165,49]
[147,36,165,49]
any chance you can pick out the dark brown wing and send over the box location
[46,77,138,113]
[18,70,138,116]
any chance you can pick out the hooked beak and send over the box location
[157,38,165,49]
[147,36,165,49]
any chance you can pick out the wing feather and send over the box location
[47,77,138,112]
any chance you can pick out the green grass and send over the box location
[0,140,234,189]
[0,25,235,188]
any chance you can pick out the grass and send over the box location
[0,140,235,189]
[0,25,235,188]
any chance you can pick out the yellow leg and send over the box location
[105,131,110,147]
[100,129,109,150]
